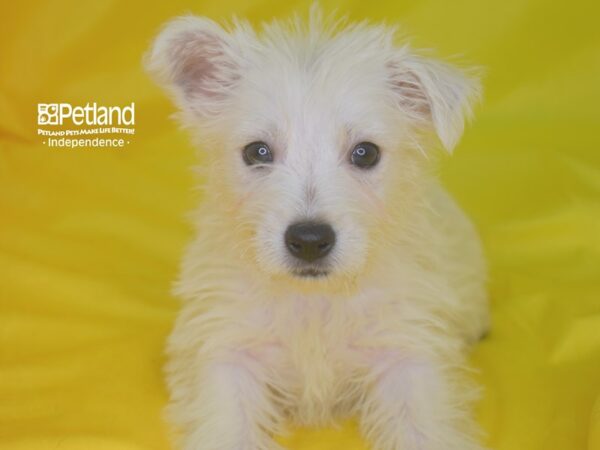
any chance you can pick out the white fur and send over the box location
[146,8,489,450]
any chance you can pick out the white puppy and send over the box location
[146,9,489,450]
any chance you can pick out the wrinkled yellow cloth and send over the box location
[1,1,599,449]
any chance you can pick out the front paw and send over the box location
[360,356,485,450]
[165,356,285,450]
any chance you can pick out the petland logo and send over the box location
[37,102,136,148]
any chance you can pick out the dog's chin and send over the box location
[285,259,333,280]
[290,267,330,279]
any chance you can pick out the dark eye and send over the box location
[243,141,273,166]
[350,142,380,169]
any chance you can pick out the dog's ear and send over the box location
[145,16,244,117]
[388,54,481,152]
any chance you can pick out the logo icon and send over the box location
[38,104,59,125]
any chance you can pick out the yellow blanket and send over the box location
[1,1,598,449]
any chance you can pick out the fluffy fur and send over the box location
[146,8,489,450]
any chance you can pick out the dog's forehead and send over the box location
[234,45,393,149]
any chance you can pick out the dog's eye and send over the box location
[350,142,380,169]
[243,142,273,166]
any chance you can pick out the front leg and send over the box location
[166,350,284,450]
[359,354,484,450]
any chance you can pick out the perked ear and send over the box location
[144,16,243,117]
[388,54,481,152]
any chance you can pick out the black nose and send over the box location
[284,222,336,262]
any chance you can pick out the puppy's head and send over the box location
[146,11,479,284]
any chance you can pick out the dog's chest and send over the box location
[264,295,372,422]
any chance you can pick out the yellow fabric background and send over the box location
[1,0,599,449]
